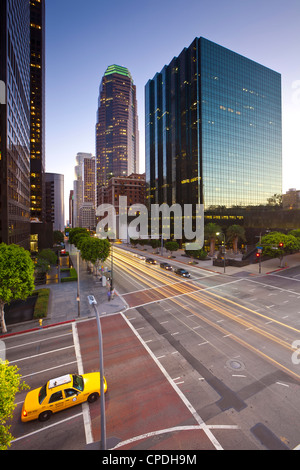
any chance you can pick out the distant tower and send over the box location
[45,173,64,231]
[96,65,139,205]
[73,153,96,229]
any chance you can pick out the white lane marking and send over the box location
[11,412,83,443]
[10,345,74,363]
[121,312,223,450]
[276,382,289,388]
[111,424,238,450]
[21,361,77,379]
[72,322,93,445]
[3,332,73,351]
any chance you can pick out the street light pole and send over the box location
[110,240,114,294]
[216,232,226,273]
[87,295,106,450]
[77,250,80,317]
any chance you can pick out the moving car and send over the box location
[160,262,173,271]
[145,258,157,264]
[174,268,191,278]
[21,373,107,422]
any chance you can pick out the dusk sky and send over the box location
[45,0,300,220]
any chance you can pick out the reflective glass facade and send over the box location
[145,38,282,212]
[0,0,31,249]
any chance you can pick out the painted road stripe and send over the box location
[121,312,223,451]
[12,412,83,443]
[10,345,74,363]
[3,332,73,351]
[72,323,93,446]
[21,361,77,379]
[111,424,238,450]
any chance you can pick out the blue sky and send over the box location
[45,0,300,220]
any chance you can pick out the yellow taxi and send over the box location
[21,373,107,422]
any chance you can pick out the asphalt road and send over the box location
[4,246,300,450]
[110,247,300,450]
[6,323,88,450]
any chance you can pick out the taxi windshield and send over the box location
[72,374,84,391]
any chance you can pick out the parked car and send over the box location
[174,268,190,278]
[160,262,173,271]
[145,258,157,264]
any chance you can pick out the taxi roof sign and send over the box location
[48,374,71,389]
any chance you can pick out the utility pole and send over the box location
[87,295,106,450]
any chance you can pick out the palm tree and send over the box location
[204,223,222,256]
[226,224,246,254]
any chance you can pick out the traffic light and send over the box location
[256,252,261,258]
[279,242,284,248]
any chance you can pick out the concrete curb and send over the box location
[0,319,75,339]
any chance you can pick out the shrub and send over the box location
[33,289,50,319]
[61,267,77,282]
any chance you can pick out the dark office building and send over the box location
[0,0,31,249]
[30,0,46,222]
[145,38,282,216]
[96,65,139,205]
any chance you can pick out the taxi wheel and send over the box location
[87,393,99,403]
[38,410,52,422]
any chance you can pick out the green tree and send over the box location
[53,230,64,245]
[289,229,300,239]
[204,223,222,256]
[150,239,161,253]
[74,232,90,250]
[226,224,246,254]
[260,232,300,267]
[0,360,29,450]
[38,248,57,266]
[0,244,35,334]
[130,238,138,247]
[35,258,51,274]
[165,240,179,257]
[267,193,282,207]
[79,237,110,271]
[185,247,208,260]
[68,227,89,245]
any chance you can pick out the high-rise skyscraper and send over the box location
[45,173,64,232]
[96,65,139,205]
[30,0,46,222]
[0,0,31,249]
[73,152,96,228]
[145,38,282,215]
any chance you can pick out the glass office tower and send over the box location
[96,65,139,206]
[30,0,46,222]
[145,37,282,213]
[0,0,31,249]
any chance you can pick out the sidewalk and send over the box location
[119,243,300,277]
[1,246,127,336]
